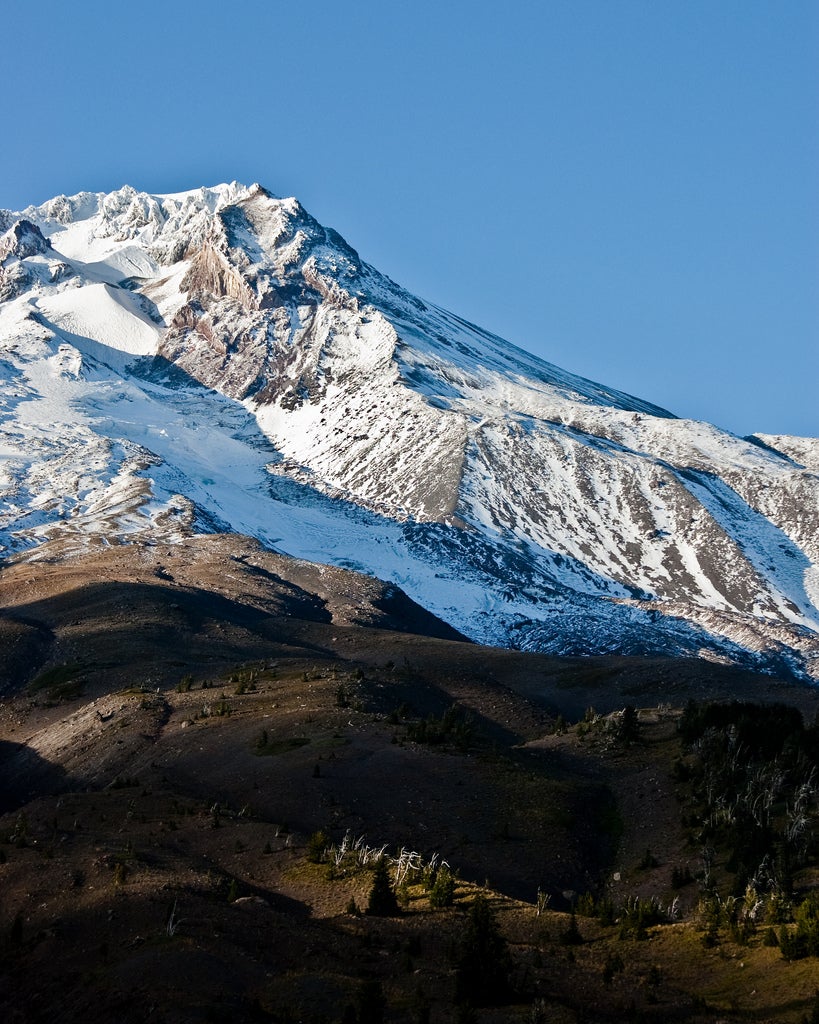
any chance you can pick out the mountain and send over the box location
[1,182,817,680]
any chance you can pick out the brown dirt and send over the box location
[2,535,819,1023]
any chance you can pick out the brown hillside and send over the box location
[2,536,819,1022]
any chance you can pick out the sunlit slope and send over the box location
[1,183,817,678]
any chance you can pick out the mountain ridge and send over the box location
[1,182,818,680]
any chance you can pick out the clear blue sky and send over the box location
[4,0,817,437]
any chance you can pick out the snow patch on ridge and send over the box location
[38,283,160,359]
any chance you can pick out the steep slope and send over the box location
[0,183,817,679]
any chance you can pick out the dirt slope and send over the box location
[2,536,819,1022]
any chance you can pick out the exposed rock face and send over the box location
[0,220,52,300]
[0,182,817,680]
[0,219,51,262]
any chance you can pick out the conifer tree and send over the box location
[366,858,400,916]
[454,895,511,1005]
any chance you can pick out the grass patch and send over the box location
[254,734,312,756]
[44,679,84,702]
[28,661,84,694]
[28,661,86,702]
[311,733,351,752]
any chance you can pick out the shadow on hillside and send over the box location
[0,740,68,814]
[1,878,312,1023]
[0,578,337,687]
[0,612,54,694]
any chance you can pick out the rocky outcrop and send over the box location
[0,219,51,262]
[181,239,258,310]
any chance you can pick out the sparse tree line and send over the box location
[555,698,819,962]
[307,828,459,913]
[304,827,512,1012]
[676,700,819,957]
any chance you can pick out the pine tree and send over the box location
[366,858,400,916]
[454,895,511,1005]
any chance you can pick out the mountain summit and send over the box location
[1,182,817,678]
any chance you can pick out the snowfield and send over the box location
[1,182,818,680]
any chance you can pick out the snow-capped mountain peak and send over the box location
[1,182,818,680]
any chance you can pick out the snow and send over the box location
[1,181,817,680]
[38,283,160,358]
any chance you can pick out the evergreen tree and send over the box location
[618,704,640,744]
[429,864,456,908]
[366,858,400,916]
[454,895,511,1005]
